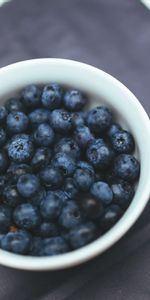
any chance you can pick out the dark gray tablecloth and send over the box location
[0,0,150,299]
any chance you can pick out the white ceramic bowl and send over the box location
[0,58,150,271]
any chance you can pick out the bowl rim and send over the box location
[0,58,150,271]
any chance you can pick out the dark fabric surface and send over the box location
[0,0,150,299]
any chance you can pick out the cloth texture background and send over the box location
[0,0,150,299]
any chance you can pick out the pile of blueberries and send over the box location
[0,83,140,256]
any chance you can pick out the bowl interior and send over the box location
[0,58,150,271]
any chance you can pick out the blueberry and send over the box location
[107,122,122,138]
[40,166,63,189]
[0,176,7,196]
[54,190,70,204]
[6,111,29,134]
[31,147,52,171]
[54,137,80,160]
[77,161,95,175]
[0,128,6,146]
[7,163,32,183]
[29,108,49,128]
[35,222,59,238]
[41,83,63,110]
[1,230,31,254]
[0,234,4,247]
[0,205,12,233]
[87,106,112,134]
[73,168,94,191]
[33,123,55,147]
[74,125,95,148]
[71,112,85,128]
[59,201,82,229]
[110,130,135,154]
[8,134,34,163]
[69,222,97,249]
[90,181,113,205]
[5,97,24,113]
[100,204,123,231]
[30,188,46,207]
[50,109,72,134]
[63,90,86,111]
[111,180,134,209]
[114,154,140,181]
[21,85,41,108]
[52,152,76,177]
[30,237,43,256]
[17,174,40,198]
[0,151,9,174]
[0,106,8,124]
[3,185,21,207]
[63,178,78,199]
[86,139,114,170]
[39,237,69,256]
[80,196,103,219]
[13,203,41,230]
[40,191,63,220]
